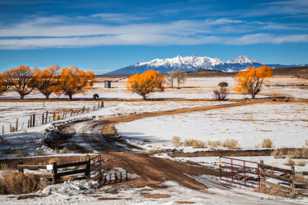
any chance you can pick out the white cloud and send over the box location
[0,15,307,49]
[91,13,147,23]
[225,33,308,45]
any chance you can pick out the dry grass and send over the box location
[0,171,43,194]
[272,148,308,159]
[284,158,295,166]
[222,139,240,149]
[261,138,273,148]
[0,163,9,170]
[295,160,306,166]
[184,139,207,148]
[172,136,183,147]
[288,148,308,159]
[207,140,221,148]
[272,149,285,159]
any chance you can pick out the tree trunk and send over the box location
[251,93,256,99]
[68,94,73,100]
[20,94,25,100]
[45,93,50,99]
[142,94,147,100]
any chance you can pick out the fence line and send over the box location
[219,157,308,197]
[0,100,104,136]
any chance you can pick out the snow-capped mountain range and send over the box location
[106,55,299,75]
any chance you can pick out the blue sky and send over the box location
[0,0,308,73]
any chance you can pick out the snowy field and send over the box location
[1,76,308,100]
[0,100,227,132]
[0,100,228,158]
[117,102,308,149]
[172,156,308,172]
[1,179,307,205]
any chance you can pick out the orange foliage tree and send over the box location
[33,65,59,99]
[4,65,34,99]
[127,70,164,100]
[235,65,272,99]
[0,72,8,95]
[57,67,95,100]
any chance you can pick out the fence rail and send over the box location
[219,157,308,197]
[0,100,104,136]
[17,154,130,186]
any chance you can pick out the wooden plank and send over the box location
[261,164,293,174]
[57,168,87,177]
[57,161,88,169]
[17,164,46,170]
[263,172,291,182]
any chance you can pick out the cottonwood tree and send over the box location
[235,65,272,99]
[4,65,34,99]
[127,70,164,100]
[33,65,59,99]
[57,67,95,100]
[168,70,186,89]
[213,81,228,100]
[0,72,8,95]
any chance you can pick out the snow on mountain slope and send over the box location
[137,56,223,68]
[227,55,258,64]
[106,55,271,75]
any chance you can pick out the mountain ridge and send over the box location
[106,55,305,75]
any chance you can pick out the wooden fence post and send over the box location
[32,114,36,127]
[85,158,91,179]
[45,111,48,124]
[18,160,24,173]
[15,118,19,132]
[259,160,265,191]
[41,113,45,125]
[52,162,58,184]
[1,125,4,135]
[290,165,296,197]
[114,172,118,182]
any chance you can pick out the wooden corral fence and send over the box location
[17,155,129,185]
[219,157,308,197]
[0,100,104,136]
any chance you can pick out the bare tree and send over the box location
[168,70,186,89]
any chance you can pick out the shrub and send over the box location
[0,163,8,170]
[184,138,206,148]
[0,171,42,194]
[261,138,273,148]
[222,139,240,149]
[172,136,183,147]
[295,160,306,166]
[207,140,221,148]
[213,81,228,100]
[284,158,295,166]
[271,149,285,159]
